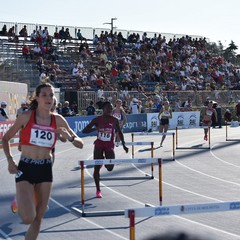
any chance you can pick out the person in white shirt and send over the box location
[0,101,9,121]
[130,98,140,114]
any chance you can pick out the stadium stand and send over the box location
[0,21,240,116]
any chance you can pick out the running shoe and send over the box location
[11,197,18,214]
[205,135,208,141]
[160,144,163,147]
[96,190,102,198]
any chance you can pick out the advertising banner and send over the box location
[0,121,19,148]
[147,112,200,131]
[66,113,148,137]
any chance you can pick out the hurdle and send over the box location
[131,132,175,161]
[125,200,240,240]
[225,121,240,141]
[101,141,155,181]
[72,158,162,217]
[175,126,211,149]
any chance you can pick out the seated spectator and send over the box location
[77,29,86,41]
[8,26,15,37]
[30,30,37,42]
[36,56,45,73]
[33,44,42,57]
[19,25,28,37]
[59,27,66,41]
[61,101,75,117]
[65,28,72,40]
[0,24,7,36]
[72,64,80,77]
[22,44,33,61]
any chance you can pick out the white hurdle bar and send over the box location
[72,158,162,217]
[125,201,240,240]
[176,126,211,149]
[102,141,155,181]
[131,132,175,161]
[225,121,240,141]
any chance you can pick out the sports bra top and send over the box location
[21,110,57,149]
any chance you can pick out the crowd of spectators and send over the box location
[1,23,240,113]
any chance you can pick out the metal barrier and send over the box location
[225,121,240,141]
[101,141,155,181]
[72,158,162,217]
[125,201,240,240]
[131,132,175,161]
[176,126,211,149]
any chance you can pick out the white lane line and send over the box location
[49,198,128,240]
[0,230,12,240]
[53,147,128,240]
[175,160,240,187]
[210,143,240,168]
[174,215,240,239]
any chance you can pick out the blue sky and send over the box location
[1,0,240,53]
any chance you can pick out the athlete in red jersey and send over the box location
[2,83,84,240]
[82,101,128,198]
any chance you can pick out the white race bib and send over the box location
[30,127,55,147]
[97,129,112,141]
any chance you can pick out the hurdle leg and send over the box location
[131,133,134,159]
[172,133,175,160]
[159,159,162,206]
[80,161,85,216]
[208,127,211,148]
[226,122,228,141]
[175,127,178,149]
[150,142,154,178]
[129,210,135,240]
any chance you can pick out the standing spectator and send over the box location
[158,100,172,147]
[96,97,105,110]
[174,98,181,112]
[130,98,140,114]
[82,102,128,198]
[224,109,232,123]
[16,101,28,118]
[0,101,9,121]
[56,102,62,115]
[235,100,240,122]
[70,101,78,115]
[86,101,96,115]
[183,97,192,111]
